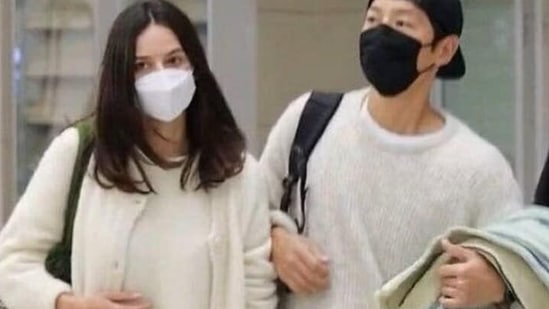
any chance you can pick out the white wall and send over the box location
[257,0,367,149]
[209,0,258,154]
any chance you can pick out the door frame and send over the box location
[0,0,16,224]
[514,0,546,199]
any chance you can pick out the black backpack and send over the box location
[279,91,344,234]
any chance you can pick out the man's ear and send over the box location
[434,35,460,67]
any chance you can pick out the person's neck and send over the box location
[144,114,187,160]
[367,84,445,136]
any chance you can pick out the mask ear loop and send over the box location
[417,42,438,74]
[418,63,437,74]
[418,19,448,75]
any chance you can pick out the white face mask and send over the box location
[135,68,196,122]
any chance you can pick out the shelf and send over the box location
[24,103,92,126]
[24,111,71,127]
[23,32,96,81]
[25,24,92,31]
[22,77,95,126]
[25,11,93,31]
[25,72,95,79]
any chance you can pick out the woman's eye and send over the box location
[167,56,183,66]
[135,62,147,72]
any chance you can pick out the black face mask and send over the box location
[359,25,436,97]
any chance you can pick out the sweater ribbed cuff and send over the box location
[3,279,71,309]
[270,210,298,234]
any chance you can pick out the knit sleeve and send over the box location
[238,156,278,309]
[469,145,524,227]
[259,92,312,234]
[0,128,79,309]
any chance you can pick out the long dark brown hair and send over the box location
[93,0,245,193]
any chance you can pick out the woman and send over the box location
[0,1,276,308]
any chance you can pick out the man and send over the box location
[260,0,523,308]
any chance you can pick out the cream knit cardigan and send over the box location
[0,128,277,309]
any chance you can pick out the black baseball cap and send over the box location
[367,0,466,79]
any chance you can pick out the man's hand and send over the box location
[271,227,330,294]
[437,239,507,308]
[56,291,152,309]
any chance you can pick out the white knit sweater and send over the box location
[260,88,523,309]
[123,160,212,309]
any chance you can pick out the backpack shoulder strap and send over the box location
[45,119,95,283]
[61,120,95,246]
[279,91,343,233]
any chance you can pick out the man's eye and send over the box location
[365,13,379,24]
[395,19,413,28]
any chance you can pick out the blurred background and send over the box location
[0,0,548,224]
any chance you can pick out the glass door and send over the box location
[14,0,97,194]
[441,0,517,168]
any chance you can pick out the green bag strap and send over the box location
[59,121,95,247]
